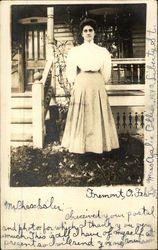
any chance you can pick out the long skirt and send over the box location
[61,72,119,154]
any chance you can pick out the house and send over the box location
[11,3,147,147]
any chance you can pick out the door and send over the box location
[24,24,47,90]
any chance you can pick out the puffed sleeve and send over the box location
[66,47,77,84]
[100,49,112,84]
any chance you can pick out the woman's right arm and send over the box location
[100,49,112,84]
[66,48,77,84]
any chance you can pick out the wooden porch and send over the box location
[11,4,146,147]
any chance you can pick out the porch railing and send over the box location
[32,56,54,148]
[32,7,55,148]
[31,6,146,147]
[111,58,145,84]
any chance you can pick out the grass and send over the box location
[10,134,144,187]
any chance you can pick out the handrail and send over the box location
[42,58,54,118]
[32,56,54,148]
[41,57,54,86]
[33,57,55,118]
[112,58,145,64]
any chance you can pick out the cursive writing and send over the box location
[3,196,63,211]
[127,206,155,223]
[146,26,157,82]
[145,137,157,183]
[1,205,156,249]
[86,187,157,200]
[145,25,157,184]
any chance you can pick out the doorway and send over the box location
[24,24,47,90]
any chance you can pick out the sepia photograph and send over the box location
[1,0,157,249]
[10,3,146,187]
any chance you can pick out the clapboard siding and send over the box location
[54,23,146,58]
[131,25,145,58]
[54,24,73,41]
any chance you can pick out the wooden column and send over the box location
[46,7,59,141]
[47,8,54,46]
[47,7,56,105]
[46,7,54,60]
[18,26,25,92]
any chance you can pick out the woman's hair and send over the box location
[79,18,97,33]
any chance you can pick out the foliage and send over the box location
[10,135,144,187]
[57,103,69,139]
[54,41,72,99]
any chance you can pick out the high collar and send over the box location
[83,40,95,46]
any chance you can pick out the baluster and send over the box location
[32,30,35,59]
[124,65,127,83]
[45,86,53,109]
[143,64,145,84]
[129,112,132,128]
[116,112,120,129]
[120,65,124,83]
[32,69,35,82]
[137,64,141,83]
[135,112,138,128]
[111,66,114,83]
[37,30,40,59]
[123,112,126,128]
[131,64,134,83]
[141,112,144,128]
[118,64,120,83]
[25,30,28,60]
[43,30,46,59]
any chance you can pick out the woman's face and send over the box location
[82,25,95,43]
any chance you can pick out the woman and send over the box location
[62,18,119,154]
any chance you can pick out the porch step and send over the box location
[11,141,33,147]
[11,123,33,141]
[11,96,32,109]
[11,109,32,123]
[11,93,33,146]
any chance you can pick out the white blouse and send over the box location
[66,41,112,84]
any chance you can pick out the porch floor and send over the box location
[10,134,144,187]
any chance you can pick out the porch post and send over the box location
[47,7,54,46]
[18,27,25,92]
[32,72,45,148]
[46,7,59,141]
[47,7,56,105]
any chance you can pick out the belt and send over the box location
[82,70,99,73]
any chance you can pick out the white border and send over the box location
[1,0,157,249]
